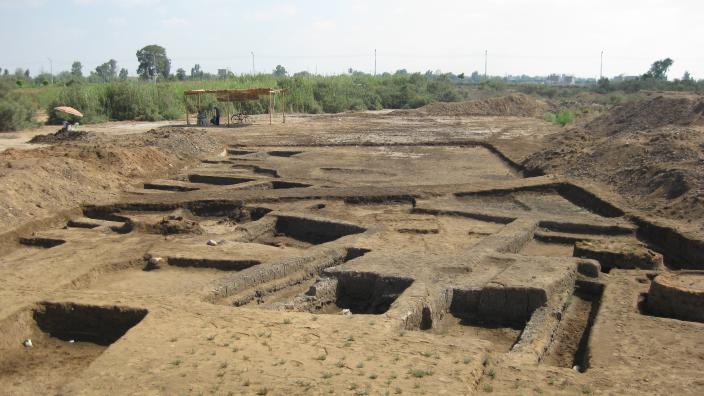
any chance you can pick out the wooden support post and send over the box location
[282,92,286,124]
[185,96,189,125]
[227,105,230,126]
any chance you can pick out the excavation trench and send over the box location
[187,174,255,185]
[162,258,261,272]
[0,302,147,394]
[266,270,412,315]
[19,237,66,248]
[542,280,604,372]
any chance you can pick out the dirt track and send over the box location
[1,110,703,395]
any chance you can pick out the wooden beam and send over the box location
[185,95,189,125]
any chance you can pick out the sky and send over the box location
[1,0,703,79]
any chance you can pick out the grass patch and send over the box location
[409,368,433,378]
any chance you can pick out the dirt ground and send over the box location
[1,104,703,395]
[524,92,704,238]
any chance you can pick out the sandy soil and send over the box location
[1,106,703,395]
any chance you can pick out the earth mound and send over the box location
[587,94,704,134]
[524,94,704,235]
[29,129,95,144]
[1,128,221,232]
[143,128,221,157]
[393,93,550,118]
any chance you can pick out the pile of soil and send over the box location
[587,94,704,134]
[29,129,95,144]
[524,93,704,234]
[393,93,550,118]
[142,128,222,158]
[0,128,221,232]
[152,215,203,235]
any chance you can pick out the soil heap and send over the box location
[29,128,95,144]
[393,93,550,118]
[524,93,704,234]
[0,128,221,232]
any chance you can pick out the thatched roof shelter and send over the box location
[184,88,288,125]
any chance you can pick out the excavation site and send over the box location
[1,93,704,396]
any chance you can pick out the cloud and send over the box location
[0,0,46,8]
[73,0,163,7]
[245,2,297,21]
[311,20,336,31]
[162,16,189,28]
[107,16,127,27]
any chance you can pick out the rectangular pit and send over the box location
[325,272,414,315]
[143,182,199,192]
[267,150,302,157]
[427,313,523,353]
[165,258,261,271]
[0,302,147,394]
[542,280,604,372]
[19,237,66,248]
[272,215,366,245]
[187,174,255,186]
[450,286,548,328]
[270,181,311,189]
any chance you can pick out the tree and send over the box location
[273,65,287,77]
[176,68,186,81]
[2,69,7,76]
[190,64,203,80]
[119,68,128,80]
[642,58,673,81]
[71,61,83,78]
[24,69,30,78]
[682,71,692,81]
[458,73,465,80]
[596,77,610,93]
[136,44,171,80]
[94,59,118,82]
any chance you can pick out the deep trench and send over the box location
[187,174,255,186]
[33,302,148,346]
[543,280,604,372]
[332,272,413,314]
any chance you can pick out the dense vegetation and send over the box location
[1,51,703,130]
[0,81,37,131]
[12,73,467,125]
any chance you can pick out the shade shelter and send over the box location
[183,88,288,126]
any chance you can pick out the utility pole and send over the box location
[600,51,604,80]
[374,49,377,76]
[251,51,255,75]
[484,50,488,80]
[47,57,53,85]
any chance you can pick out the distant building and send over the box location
[546,74,575,85]
[612,74,640,82]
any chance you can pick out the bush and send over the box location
[555,109,574,126]
[47,85,105,124]
[0,82,37,131]
[544,109,574,126]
